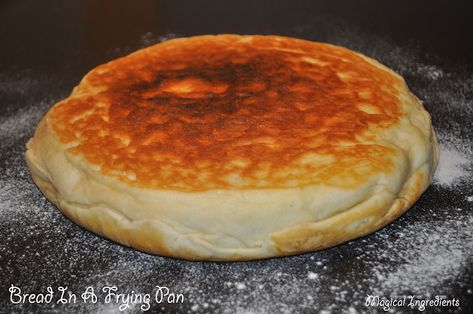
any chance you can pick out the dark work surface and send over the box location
[1,1,472,313]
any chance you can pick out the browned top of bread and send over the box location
[49,35,404,191]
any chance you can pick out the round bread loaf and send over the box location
[25,35,439,261]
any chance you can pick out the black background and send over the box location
[1,0,473,74]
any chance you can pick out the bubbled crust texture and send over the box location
[25,35,439,260]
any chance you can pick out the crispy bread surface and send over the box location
[26,35,439,260]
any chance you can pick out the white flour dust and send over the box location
[0,104,47,148]
[140,32,178,47]
[435,141,471,187]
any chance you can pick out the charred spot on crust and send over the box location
[51,35,404,191]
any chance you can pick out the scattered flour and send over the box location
[434,140,472,187]
[140,32,178,47]
[415,64,444,80]
[0,103,48,148]
[307,272,319,280]
[371,215,473,296]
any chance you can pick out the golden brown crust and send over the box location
[49,35,404,191]
[25,35,439,261]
